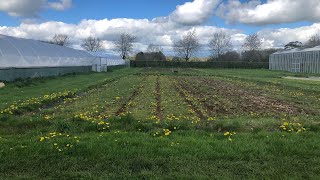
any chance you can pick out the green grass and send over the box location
[1,68,320,179]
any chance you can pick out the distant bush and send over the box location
[135,51,166,61]
[208,51,241,62]
[136,52,147,61]
[130,60,269,69]
[172,56,182,62]
[241,49,278,63]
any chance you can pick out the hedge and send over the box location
[130,60,269,69]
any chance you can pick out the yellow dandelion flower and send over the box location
[224,132,230,136]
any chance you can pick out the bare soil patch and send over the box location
[283,76,320,82]
[178,76,306,116]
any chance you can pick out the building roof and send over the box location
[272,46,320,55]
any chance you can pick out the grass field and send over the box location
[1,68,320,179]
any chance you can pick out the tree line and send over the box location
[43,31,320,62]
[41,33,136,59]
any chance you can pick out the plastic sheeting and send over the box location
[89,52,126,66]
[0,34,97,68]
[272,46,320,55]
[0,66,92,81]
[89,52,127,72]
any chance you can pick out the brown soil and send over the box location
[115,85,143,116]
[200,77,304,115]
[177,76,305,116]
[174,82,206,120]
[178,81,233,117]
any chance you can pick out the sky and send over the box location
[0,0,320,55]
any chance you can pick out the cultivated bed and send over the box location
[1,68,320,179]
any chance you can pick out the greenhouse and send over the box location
[269,46,320,74]
[0,35,126,81]
[0,34,96,68]
[90,52,128,72]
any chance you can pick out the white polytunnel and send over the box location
[0,34,97,68]
[89,52,128,72]
[89,52,126,66]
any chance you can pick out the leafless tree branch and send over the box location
[114,33,136,59]
[81,36,103,52]
[173,30,200,61]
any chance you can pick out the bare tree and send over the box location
[208,31,232,59]
[147,44,163,53]
[114,33,136,59]
[242,33,261,51]
[241,34,262,62]
[52,34,69,46]
[81,36,103,52]
[173,30,200,61]
[305,33,320,48]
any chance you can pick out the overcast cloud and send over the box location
[169,0,222,25]
[0,0,72,17]
[217,0,320,25]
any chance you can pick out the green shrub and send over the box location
[135,52,166,61]
[130,60,269,69]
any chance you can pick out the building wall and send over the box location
[269,51,320,74]
[0,66,92,81]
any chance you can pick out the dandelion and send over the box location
[163,129,172,136]
[280,119,306,133]
[224,131,236,142]
[44,115,51,120]
[39,137,45,142]
[224,132,230,136]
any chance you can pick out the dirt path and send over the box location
[283,76,320,82]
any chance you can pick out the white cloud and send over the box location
[0,18,238,55]
[170,0,222,25]
[257,23,320,48]
[0,0,72,17]
[0,0,45,17]
[2,0,320,56]
[217,0,320,25]
[1,17,319,54]
[48,0,72,11]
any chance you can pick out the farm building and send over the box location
[0,34,126,81]
[269,46,320,74]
